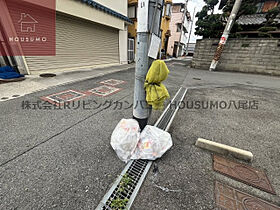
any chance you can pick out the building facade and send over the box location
[127,0,172,59]
[160,0,172,58]
[166,3,191,57]
[0,0,132,75]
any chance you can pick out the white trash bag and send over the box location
[111,119,140,162]
[131,125,173,160]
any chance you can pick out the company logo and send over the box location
[18,13,38,33]
[0,0,56,56]
[9,12,47,43]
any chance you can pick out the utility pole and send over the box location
[209,0,242,71]
[176,0,188,57]
[133,0,164,130]
[186,7,195,55]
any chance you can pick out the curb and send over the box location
[195,138,253,162]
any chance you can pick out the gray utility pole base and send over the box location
[133,116,148,131]
[133,32,150,131]
[209,60,218,71]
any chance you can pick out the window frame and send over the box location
[165,3,171,17]
[128,5,137,19]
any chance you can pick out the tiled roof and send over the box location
[80,0,133,24]
[237,14,267,25]
[237,13,280,25]
[219,0,280,12]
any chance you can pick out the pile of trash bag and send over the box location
[111,119,140,162]
[111,119,173,162]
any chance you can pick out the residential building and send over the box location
[219,0,280,37]
[160,0,172,58]
[127,0,173,60]
[167,3,191,57]
[0,0,132,75]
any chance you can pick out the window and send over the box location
[166,3,171,17]
[177,23,182,32]
[256,2,264,13]
[172,5,180,13]
[128,6,137,19]
[162,5,165,17]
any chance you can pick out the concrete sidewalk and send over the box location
[0,63,134,102]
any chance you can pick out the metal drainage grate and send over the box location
[96,87,187,210]
[100,160,150,209]
[155,87,187,131]
[96,160,151,210]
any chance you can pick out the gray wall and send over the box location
[191,38,280,76]
[0,57,6,67]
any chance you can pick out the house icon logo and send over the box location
[18,13,38,33]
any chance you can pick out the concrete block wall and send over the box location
[191,38,280,76]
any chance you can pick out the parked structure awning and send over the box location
[80,0,133,24]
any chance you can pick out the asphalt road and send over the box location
[0,59,280,209]
[0,60,187,209]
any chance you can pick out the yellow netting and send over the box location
[144,60,170,110]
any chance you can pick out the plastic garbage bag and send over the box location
[131,125,172,160]
[111,119,140,162]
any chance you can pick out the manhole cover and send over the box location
[192,77,201,80]
[213,155,275,194]
[215,182,280,210]
[39,73,56,77]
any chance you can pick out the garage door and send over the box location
[25,14,119,73]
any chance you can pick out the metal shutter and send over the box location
[25,14,120,73]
